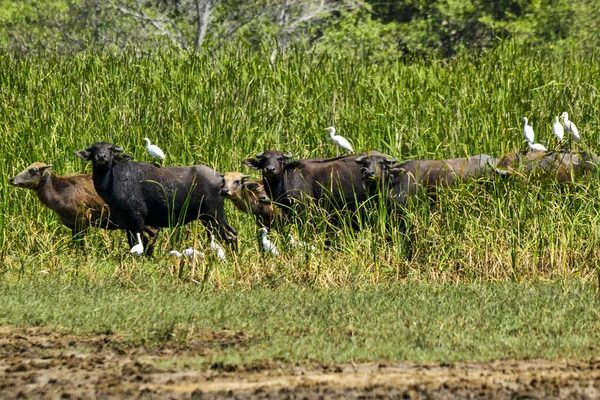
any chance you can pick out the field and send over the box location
[2,42,600,398]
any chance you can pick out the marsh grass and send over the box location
[2,39,600,285]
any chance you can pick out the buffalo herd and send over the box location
[9,139,600,257]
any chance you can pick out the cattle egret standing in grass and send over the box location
[169,249,204,259]
[560,112,580,142]
[130,233,144,255]
[143,137,165,161]
[325,126,354,154]
[259,227,279,256]
[522,117,534,144]
[527,141,548,152]
[552,116,564,142]
[287,234,316,252]
[210,234,226,261]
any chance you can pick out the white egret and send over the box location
[130,233,144,255]
[552,116,564,142]
[287,234,316,252]
[210,235,226,261]
[522,117,534,144]
[527,141,548,152]
[169,249,204,259]
[325,126,354,154]
[143,137,166,161]
[560,112,580,142]
[259,227,279,256]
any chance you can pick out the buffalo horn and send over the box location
[355,156,366,163]
[255,152,264,158]
[283,152,293,159]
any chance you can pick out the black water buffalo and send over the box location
[489,150,599,183]
[242,150,388,224]
[75,141,236,255]
[356,153,498,206]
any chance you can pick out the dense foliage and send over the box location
[1,0,599,57]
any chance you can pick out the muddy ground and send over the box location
[1,326,600,399]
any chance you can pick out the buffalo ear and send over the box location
[115,152,134,162]
[244,181,261,191]
[242,158,260,170]
[74,149,91,161]
[389,167,406,176]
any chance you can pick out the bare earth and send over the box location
[2,326,600,399]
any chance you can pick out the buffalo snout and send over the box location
[220,188,232,196]
[361,167,376,180]
[93,152,110,165]
[264,165,277,175]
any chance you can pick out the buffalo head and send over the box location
[242,150,292,180]
[355,153,398,183]
[75,142,133,167]
[9,162,54,189]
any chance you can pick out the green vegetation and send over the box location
[1,0,599,57]
[1,40,600,363]
[2,279,600,365]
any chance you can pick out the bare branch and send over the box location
[195,0,212,52]
[110,1,188,50]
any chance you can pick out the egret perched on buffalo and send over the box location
[527,141,547,152]
[560,112,580,142]
[325,126,354,155]
[143,137,166,162]
[522,117,535,145]
[552,116,564,143]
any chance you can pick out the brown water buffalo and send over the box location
[75,141,236,255]
[489,150,599,183]
[9,162,159,254]
[219,172,276,229]
[356,153,498,206]
[242,150,389,227]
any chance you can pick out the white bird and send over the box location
[143,137,166,160]
[522,117,534,144]
[210,235,226,261]
[259,228,279,256]
[527,141,547,152]
[287,234,316,252]
[169,248,204,259]
[552,116,564,142]
[560,112,580,142]
[130,232,144,256]
[325,126,354,153]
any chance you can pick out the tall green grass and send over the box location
[1,41,600,287]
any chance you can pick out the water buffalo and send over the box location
[356,153,498,206]
[242,150,389,224]
[9,162,159,254]
[489,150,599,183]
[75,141,236,255]
[219,172,276,229]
